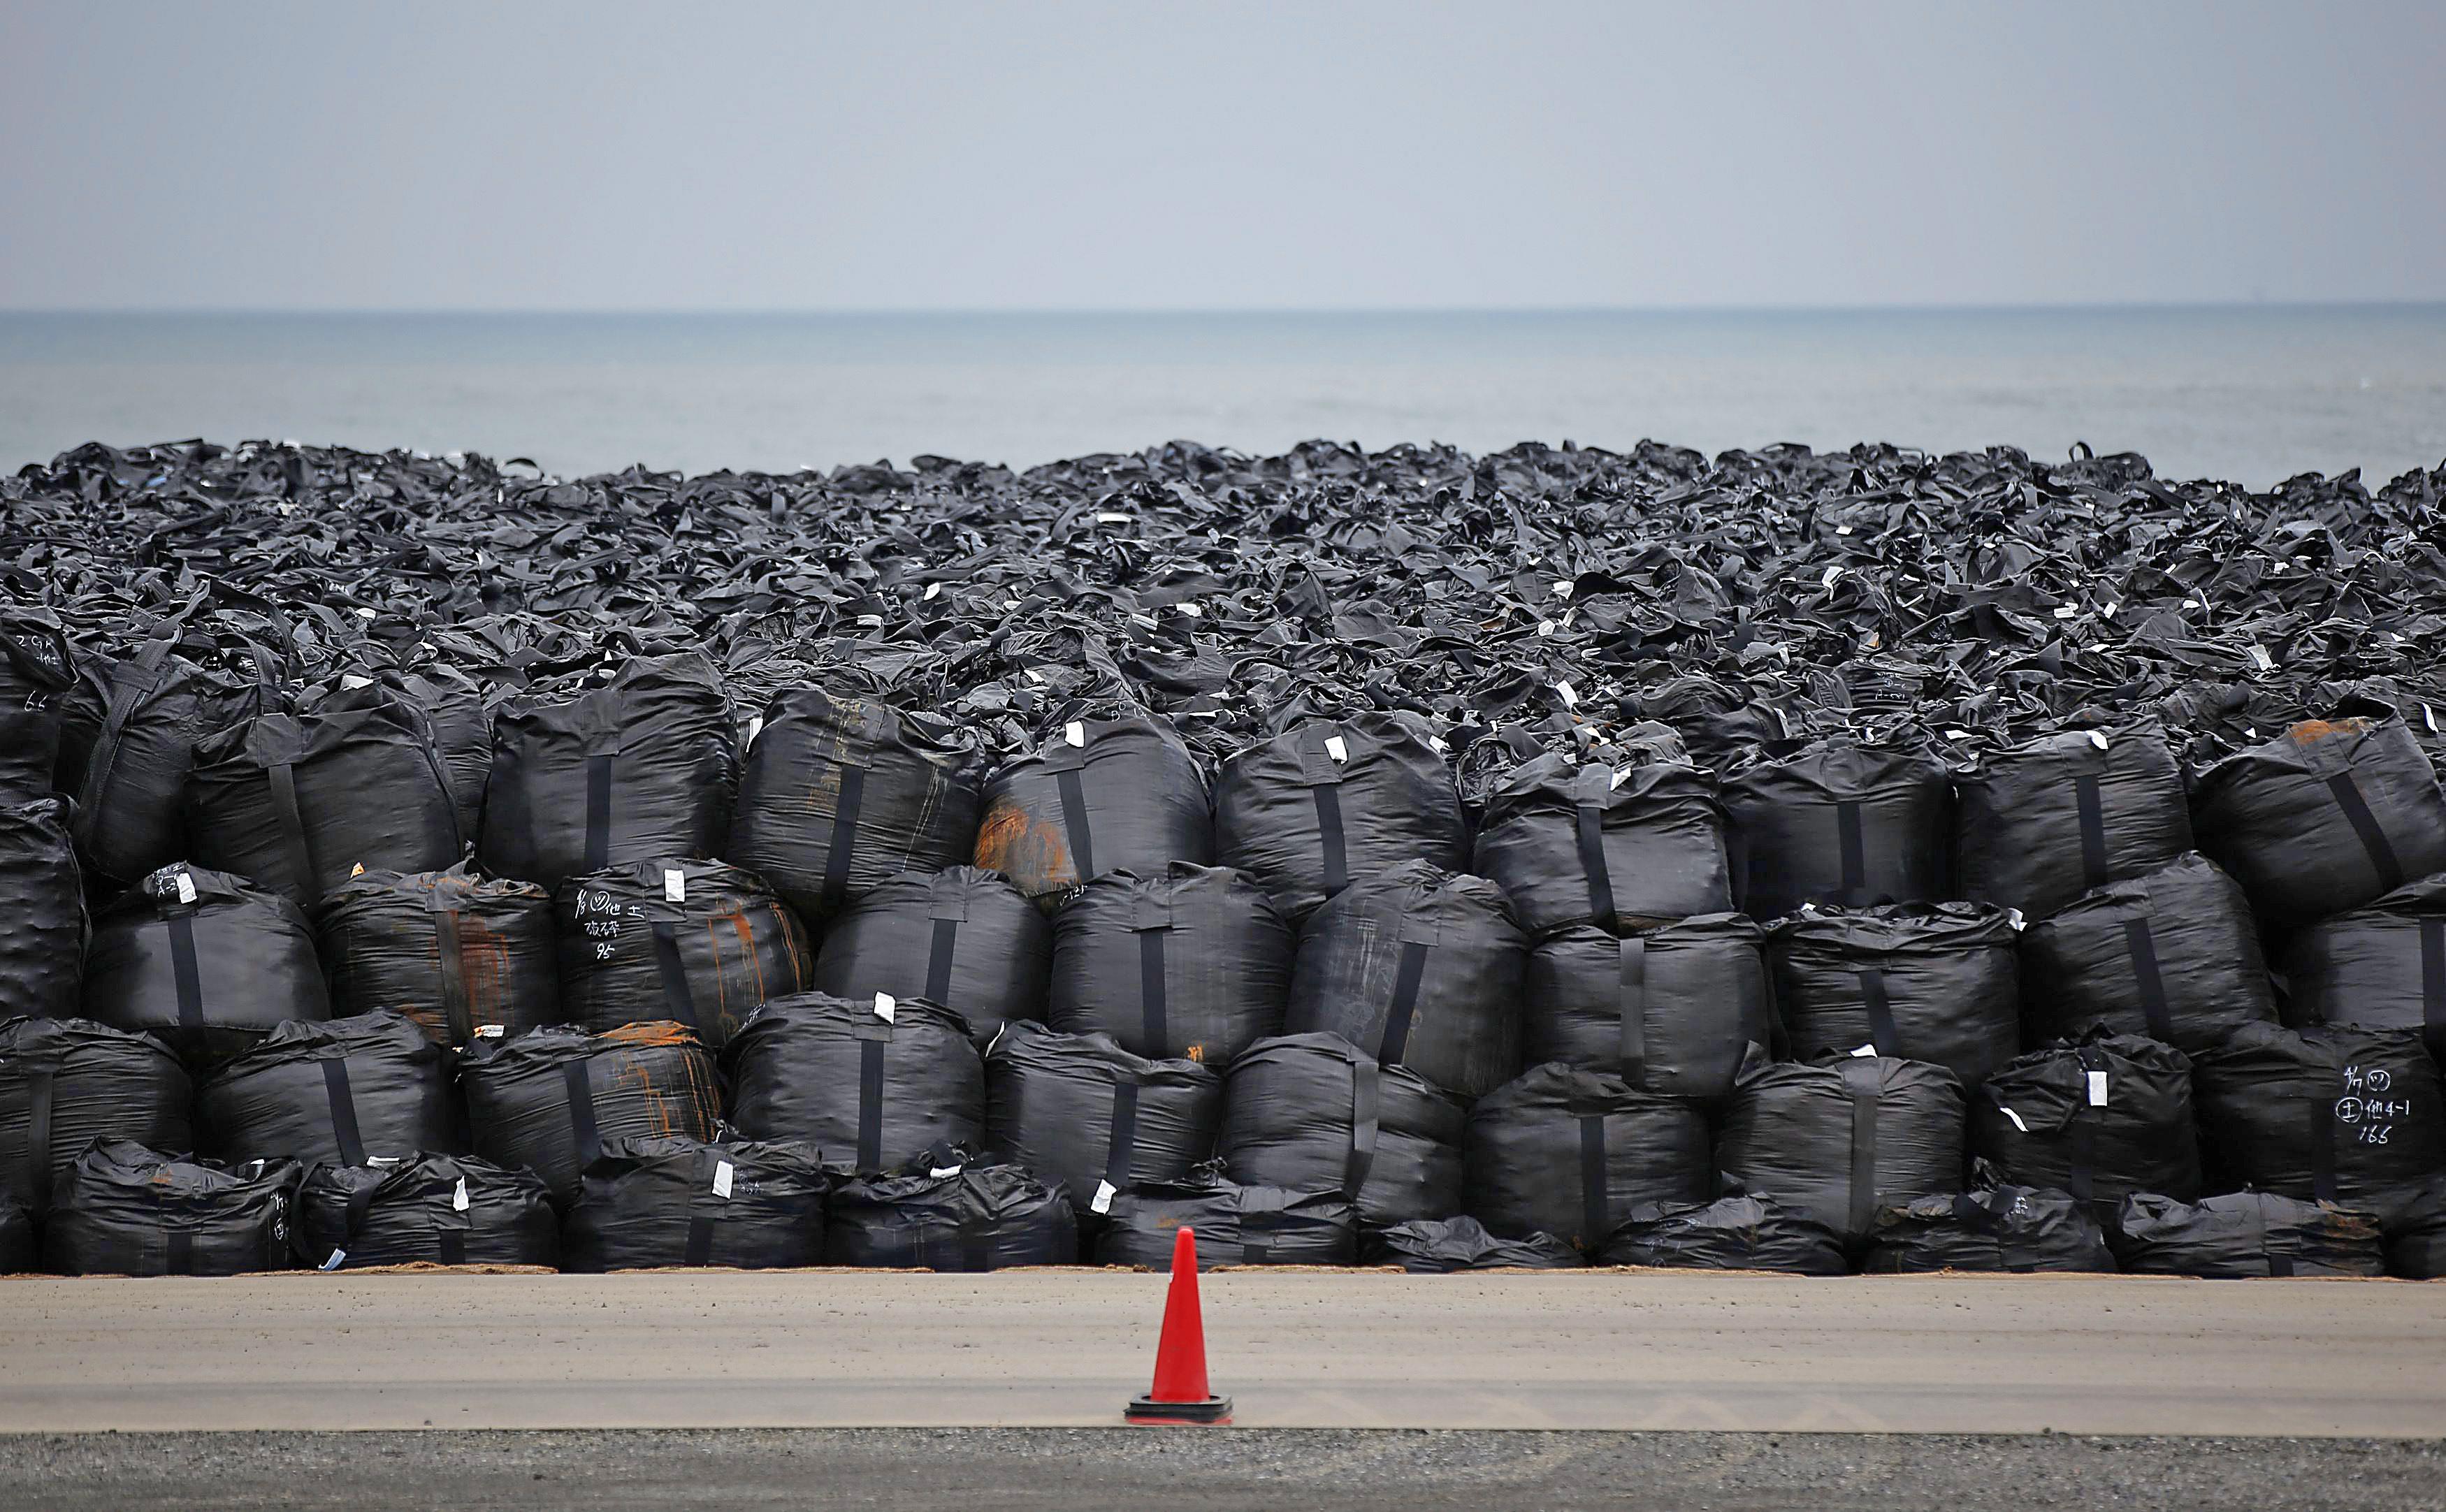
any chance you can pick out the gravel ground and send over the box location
[0,1429,2439,1512]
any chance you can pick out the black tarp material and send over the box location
[1461,1062,1712,1253]
[459,1021,722,1206]
[1215,1031,1466,1230]
[1598,1193,1850,1274]
[43,1140,299,1276]
[554,858,812,1050]
[1723,736,1952,923]
[71,631,281,890]
[721,993,984,1174]
[983,1019,1221,1222]
[2193,706,2446,933]
[1474,748,1732,936]
[1767,902,2021,1088]
[1365,1215,1584,1272]
[1283,859,1527,1098]
[479,654,739,892]
[810,866,1051,1052]
[196,1010,456,1168]
[825,1148,1077,1270]
[187,683,464,907]
[2278,873,2446,1062]
[2190,1022,2446,1223]
[1862,1186,2115,1273]
[315,864,559,1047]
[1971,1031,2200,1224]
[391,666,493,843]
[563,1135,828,1272]
[1952,718,2194,922]
[2382,1175,2446,1279]
[1521,915,1770,1100]
[0,1015,191,1214]
[82,863,331,1069]
[294,1152,558,1270]
[728,687,985,922]
[1093,1163,1357,1268]
[0,1191,28,1272]
[1714,1049,1968,1251]
[974,715,1212,903]
[1212,711,1468,923]
[2018,852,2280,1053]
[0,610,82,804]
[1045,862,1293,1066]
[2111,1191,2385,1279]
[0,797,86,1020]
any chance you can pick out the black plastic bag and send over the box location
[1046,862,1292,1066]
[728,687,984,922]
[1952,718,2193,922]
[0,1191,29,1272]
[1094,1164,1356,1268]
[1715,1050,1967,1250]
[2018,852,2279,1052]
[0,1015,191,1215]
[1767,903,2021,1088]
[1284,860,1527,1098]
[460,1021,722,1205]
[1862,1187,2114,1273]
[391,666,493,843]
[721,993,983,1173]
[2193,708,2446,932]
[187,683,464,907]
[1215,1031,1466,1230]
[1599,1193,1849,1274]
[43,1140,299,1276]
[810,865,1050,1051]
[82,863,331,1069]
[294,1153,558,1270]
[974,715,1211,903]
[1724,736,1951,922]
[197,1010,457,1168]
[0,610,82,804]
[0,797,86,1021]
[2384,1175,2446,1279]
[554,858,812,1050]
[983,1020,1222,1222]
[2190,1022,2446,1223]
[316,864,559,1047]
[563,1135,828,1271]
[1212,711,1468,922]
[1971,1031,2200,1223]
[479,654,739,892]
[1365,1215,1584,1272]
[1461,1062,1712,1253]
[1474,750,1732,935]
[825,1149,1077,1270]
[2111,1191,2384,1278]
[1522,915,1769,1100]
[71,632,281,889]
[2278,873,2446,1061]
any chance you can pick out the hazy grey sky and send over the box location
[3,1,2441,311]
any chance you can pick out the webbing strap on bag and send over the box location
[431,900,475,1048]
[2308,1082,2339,1205]
[165,1229,194,1276]
[2122,917,2175,1042]
[2325,772,2405,894]
[1134,902,1171,1055]
[584,755,615,873]
[925,918,960,1004]
[1856,966,1900,1058]
[343,1177,379,1240]
[2071,773,2109,892]
[2252,1197,2294,1278]
[1575,766,1619,932]
[21,1066,55,1210]
[1053,765,1096,885]
[561,1059,602,1170]
[1379,941,1431,1066]
[819,762,867,913]
[960,1223,992,1274]
[855,1020,892,1171]
[1616,936,1648,1088]
[1577,1113,1609,1254]
[323,1059,367,1168]
[1299,726,1350,896]
[267,759,319,903]
[651,920,701,1030]
[437,1229,467,1267]
[166,912,206,1028]
[1841,1059,1881,1241]
[684,1213,716,1267]
[1102,1077,1142,1194]
[1835,799,1868,903]
[1345,1054,1381,1198]
[2422,917,2446,1066]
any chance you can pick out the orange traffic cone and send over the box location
[1124,1226,1233,1424]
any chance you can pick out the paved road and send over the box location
[2,1268,2440,1437]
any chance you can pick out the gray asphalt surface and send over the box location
[1,1429,2440,1512]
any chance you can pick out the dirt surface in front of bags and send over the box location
[1,1427,2440,1512]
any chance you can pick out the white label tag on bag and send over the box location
[2427,705,2439,734]
[663,868,686,903]
[713,1161,734,1199]
[2087,1071,2109,1107]
[2001,1107,2029,1133]
[1552,580,1574,600]
[340,674,374,690]
[175,873,196,905]
[2088,730,2109,750]
[1095,512,1133,525]
[1092,1179,1118,1215]
[1821,565,1844,590]
[1064,721,1085,747]
[2053,605,2078,620]
[1324,735,1348,764]
[1836,525,1853,537]
[1555,681,1579,709]
[2250,645,2275,672]
[930,1163,963,1179]
[1850,1043,1879,1058]
[874,992,897,1024]
[453,1178,470,1212]
[922,581,942,601]
[1536,619,1556,637]
[320,1249,347,1272]
[746,715,765,747]
[1611,766,1632,791]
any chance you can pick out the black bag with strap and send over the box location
[2190,1022,2446,1223]
[1093,1162,1357,1269]
[460,1021,721,1206]
[1523,914,1770,1100]
[825,1147,1077,1271]
[1046,862,1293,1067]
[1952,718,2194,922]
[1473,750,1733,936]
[1714,1049,1967,1251]
[81,863,331,1070]
[810,866,1051,1052]
[1862,1186,2114,1273]
[1215,1031,1465,1230]
[1971,1031,2197,1226]
[553,858,813,1052]
[1767,902,2022,1089]
[0,1015,191,1215]
[2018,852,2278,1054]
[2279,873,2446,1066]
[721,994,983,1175]
[0,610,82,804]
[197,1010,457,1169]
[2111,1191,2383,1279]
[42,1140,300,1277]
[563,1135,828,1272]
[1461,1062,1712,1254]
[316,864,559,1047]
[1723,735,1952,924]
[1212,711,1468,923]
[974,713,1212,903]
[983,1020,1221,1224]
[294,1153,558,1270]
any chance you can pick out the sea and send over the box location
[3,306,2442,490]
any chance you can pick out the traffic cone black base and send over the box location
[1125,1393,1233,1425]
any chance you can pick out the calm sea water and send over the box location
[3,307,2441,488]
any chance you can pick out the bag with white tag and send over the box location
[1598,1193,1849,1273]
[1723,734,1952,924]
[294,1153,557,1270]
[1523,913,1770,1100]
[551,858,811,1051]
[1211,712,1468,923]
[1951,718,2194,922]
[81,863,331,1070]
[974,713,1211,903]
[317,863,558,1047]
[42,1139,301,1277]
[461,1022,721,1206]
[1460,1063,1712,1256]
[1863,1185,2115,1273]
[0,1015,191,1215]
[811,866,1051,1052]
[825,1147,1077,1270]
[1092,1161,1356,1269]
[1715,1048,1967,1252]
[1767,901,2022,1089]
[1045,862,1293,1066]
[1215,1031,1465,1231]
[1971,1031,2200,1225]
[1474,749,1733,936]
[2190,1022,2446,1224]
[722,993,983,1173]
[2019,851,2278,1052]
[0,609,86,806]
[563,1135,827,1272]
[981,1020,1220,1226]
[2111,1191,2383,1279]
[0,797,86,1022]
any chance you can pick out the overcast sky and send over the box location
[3,1,2441,311]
